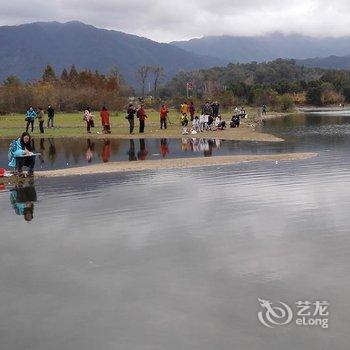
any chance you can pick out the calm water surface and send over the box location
[0,112,350,349]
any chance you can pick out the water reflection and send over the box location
[0,137,290,171]
[9,179,37,222]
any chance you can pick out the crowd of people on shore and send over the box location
[21,100,249,136]
[8,100,251,176]
[178,100,247,134]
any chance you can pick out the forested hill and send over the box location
[164,59,350,107]
[297,55,350,70]
[0,21,225,86]
[172,33,350,63]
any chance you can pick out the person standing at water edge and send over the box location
[126,103,137,134]
[38,107,45,134]
[83,108,94,133]
[47,105,55,128]
[25,107,37,133]
[8,132,36,176]
[211,101,220,117]
[100,106,111,134]
[181,101,189,118]
[202,101,213,117]
[137,104,147,133]
[160,104,168,129]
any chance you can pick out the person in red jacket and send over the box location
[137,104,147,133]
[100,106,111,134]
[160,104,169,129]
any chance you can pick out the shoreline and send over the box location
[34,153,318,178]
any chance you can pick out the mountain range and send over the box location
[2,22,350,87]
[0,21,224,86]
[172,33,350,63]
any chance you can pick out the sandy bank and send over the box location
[35,152,317,178]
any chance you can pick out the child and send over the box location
[215,115,226,130]
[84,108,94,133]
[192,116,201,133]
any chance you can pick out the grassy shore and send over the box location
[0,107,286,142]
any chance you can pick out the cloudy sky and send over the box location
[1,0,350,42]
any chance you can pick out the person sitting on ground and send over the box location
[207,115,214,130]
[192,116,201,133]
[215,115,226,130]
[230,114,240,128]
[160,104,169,129]
[25,107,37,133]
[83,108,94,134]
[100,106,111,134]
[8,132,36,177]
[181,113,189,127]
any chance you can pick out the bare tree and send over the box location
[152,66,165,97]
[136,65,151,98]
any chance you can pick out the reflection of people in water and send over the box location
[204,139,215,157]
[102,139,111,163]
[86,139,95,163]
[160,139,169,158]
[10,179,37,222]
[39,138,46,165]
[137,139,148,161]
[128,140,137,161]
[48,138,56,165]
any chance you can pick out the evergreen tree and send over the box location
[60,68,69,82]
[42,65,57,82]
[68,65,79,82]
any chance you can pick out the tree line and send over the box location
[161,59,350,111]
[0,65,132,114]
[3,59,350,114]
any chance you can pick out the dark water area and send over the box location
[1,112,350,349]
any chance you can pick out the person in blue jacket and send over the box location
[8,132,36,176]
[25,107,37,132]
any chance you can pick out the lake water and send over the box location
[0,137,293,170]
[0,112,350,349]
